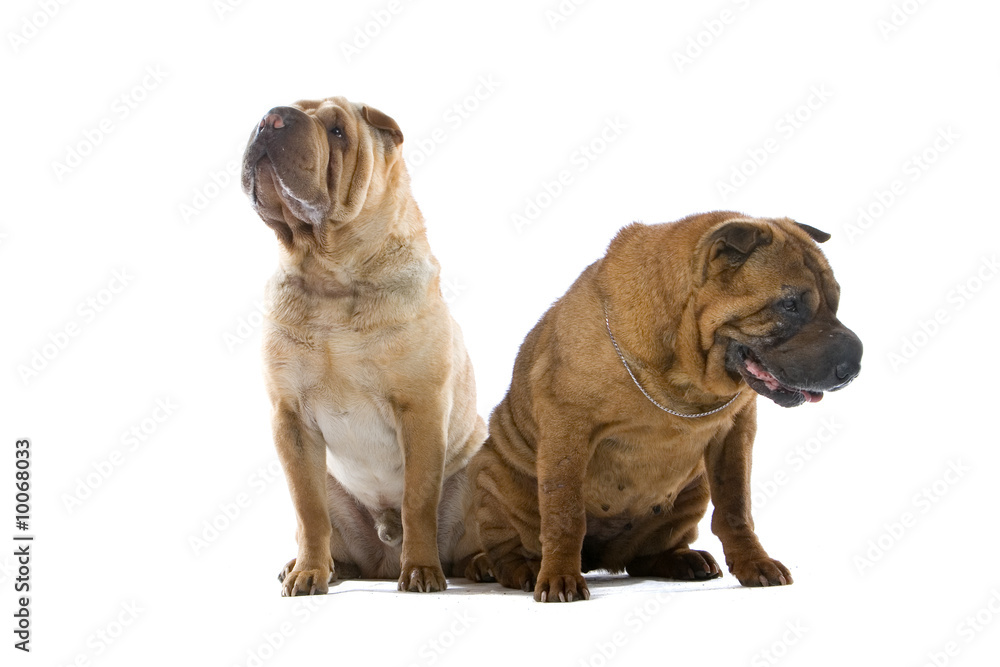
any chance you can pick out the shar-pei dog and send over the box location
[469,211,862,602]
[241,96,487,595]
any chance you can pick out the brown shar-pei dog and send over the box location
[241,96,487,595]
[469,211,863,602]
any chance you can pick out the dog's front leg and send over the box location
[533,415,592,603]
[705,400,792,587]
[394,396,448,592]
[272,404,335,596]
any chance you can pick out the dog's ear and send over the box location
[709,220,773,261]
[794,221,832,243]
[362,105,404,147]
[699,219,773,283]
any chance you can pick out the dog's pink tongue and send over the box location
[745,359,781,390]
[747,358,823,402]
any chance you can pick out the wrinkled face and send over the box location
[240,96,403,247]
[696,217,863,408]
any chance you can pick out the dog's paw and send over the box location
[534,572,590,603]
[628,548,722,580]
[398,563,447,593]
[669,548,721,580]
[463,553,495,583]
[493,555,539,592]
[730,557,793,587]
[278,558,335,596]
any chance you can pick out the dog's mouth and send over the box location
[729,345,823,408]
[241,134,269,208]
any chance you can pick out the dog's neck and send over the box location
[600,224,685,366]
[271,190,439,332]
[279,183,428,276]
[599,223,742,407]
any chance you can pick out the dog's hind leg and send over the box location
[624,473,721,581]
[469,440,543,591]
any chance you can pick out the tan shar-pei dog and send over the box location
[469,212,862,602]
[241,96,487,595]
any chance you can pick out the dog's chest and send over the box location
[265,288,437,511]
[311,393,404,509]
[584,428,712,516]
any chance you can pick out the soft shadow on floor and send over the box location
[321,570,745,598]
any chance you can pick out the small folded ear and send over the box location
[709,220,772,260]
[794,221,832,243]
[700,220,773,282]
[362,105,404,147]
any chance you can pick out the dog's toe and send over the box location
[398,563,447,593]
[279,559,335,596]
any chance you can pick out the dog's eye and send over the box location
[330,127,344,138]
[781,299,797,313]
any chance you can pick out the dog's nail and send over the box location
[565,591,572,602]
[540,591,547,602]
[758,574,768,586]
[582,588,590,600]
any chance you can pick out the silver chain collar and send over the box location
[604,306,740,419]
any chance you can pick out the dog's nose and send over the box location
[830,361,859,391]
[256,106,300,135]
[835,360,856,381]
[829,328,862,390]
[258,113,284,131]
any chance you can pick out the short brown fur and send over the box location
[470,211,857,602]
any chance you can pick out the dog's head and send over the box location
[692,214,862,407]
[241,96,405,248]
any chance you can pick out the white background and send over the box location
[3,0,999,665]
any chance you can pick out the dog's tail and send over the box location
[374,508,403,547]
